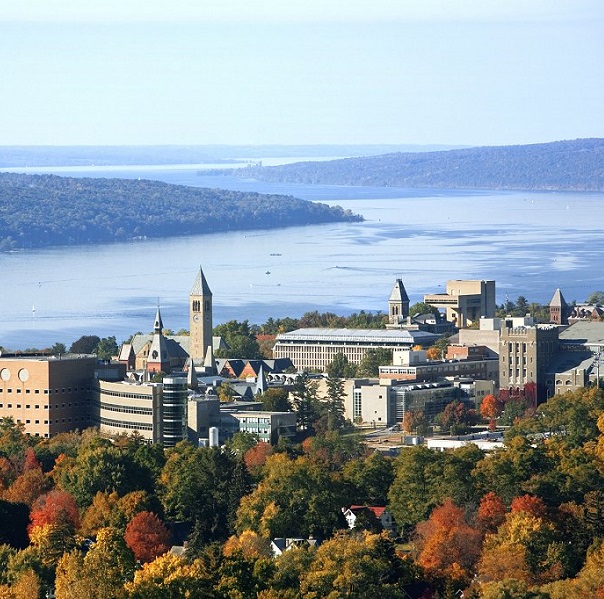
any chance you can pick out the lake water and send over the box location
[1,163,603,350]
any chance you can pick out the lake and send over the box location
[1,163,603,350]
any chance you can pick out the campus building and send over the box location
[0,354,101,437]
[378,348,499,385]
[91,376,188,446]
[272,328,439,371]
[424,279,496,328]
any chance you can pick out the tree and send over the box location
[226,431,259,457]
[300,531,414,598]
[213,320,263,359]
[257,388,290,412]
[476,491,507,534]
[50,342,67,355]
[409,302,439,317]
[2,467,51,506]
[324,373,346,431]
[29,489,80,532]
[326,352,356,378]
[291,373,319,431]
[235,453,347,539]
[480,394,504,421]
[96,336,119,361]
[426,345,442,360]
[342,451,394,506]
[69,335,100,354]
[587,290,604,305]
[159,444,236,542]
[356,348,392,377]
[244,442,273,474]
[415,499,482,584]
[223,530,272,559]
[124,511,171,564]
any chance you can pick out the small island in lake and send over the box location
[0,172,362,252]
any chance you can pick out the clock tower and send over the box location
[190,266,213,363]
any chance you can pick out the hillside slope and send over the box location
[230,138,604,191]
[0,172,361,251]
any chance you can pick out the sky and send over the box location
[0,0,603,147]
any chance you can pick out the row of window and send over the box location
[0,387,88,394]
[97,402,153,415]
[0,402,85,410]
[95,389,153,400]
[94,416,153,431]
[15,416,88,425]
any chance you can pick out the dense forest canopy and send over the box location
[227,138,604,192]
[0,172,361,251]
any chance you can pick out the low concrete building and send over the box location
[378,349,499,385]
[424,279,496,328]
[345,378,462,427]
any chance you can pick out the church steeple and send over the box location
[190,266,213,364]
[147,306,171,374]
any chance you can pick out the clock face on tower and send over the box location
[193,314,200,322]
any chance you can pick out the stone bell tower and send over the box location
[189,266,213,363]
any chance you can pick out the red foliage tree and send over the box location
[476,491,506,534]
[29,489,80,532]
[510,494,547,518]
[23,447,41,472]
[124,511,171,563]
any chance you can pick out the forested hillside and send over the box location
[0,173,361,251]
[230,138,604,191]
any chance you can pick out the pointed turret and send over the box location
[187,357,199,390]
[203,344,216,375]
[388,278,410,324]
[153,306,164,333]
[549,288,569,325]
[147,307,171,374]
[191,266,212,296]
[256,363,268,395]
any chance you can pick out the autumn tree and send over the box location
[29,489,80,532]
[124,511,171,564]
[475,491,507,534]
[223,529,272,559]
[415,499,482,584]
[300,531,415,598]
[480,393,504,423]
[2,467,51,506]
[244,441,273,475]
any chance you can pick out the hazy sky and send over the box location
[1,0,603,146]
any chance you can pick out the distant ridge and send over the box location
[0,173,361,252]
[227,138,604,192]
[0,144,464,168]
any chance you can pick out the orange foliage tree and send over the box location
[479,394,503,421]
[124,511,171,564]
[415,499,482,584]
